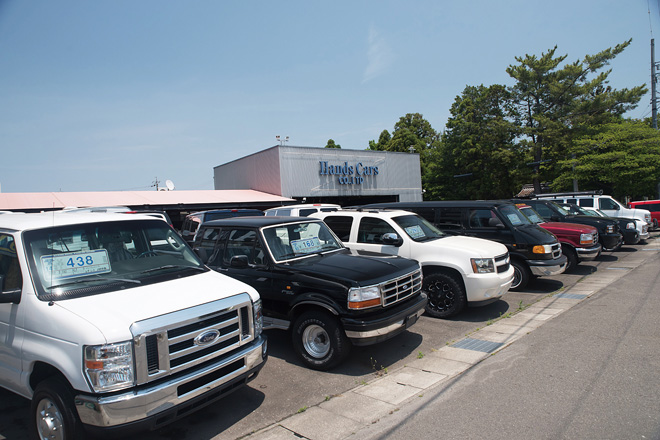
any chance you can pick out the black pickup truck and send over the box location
[192,216,427,370]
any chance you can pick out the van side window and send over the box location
[600,198,618,210]
[531,203,553,219]
[468,209,497,228]
[435,208,463,229]
[357,217,396,244]
[298,209,316,217]
[578,199,594,208]
[566,198,577,204]
[0,234,22,291]
[278,209,291,216]
[323,216,354,242]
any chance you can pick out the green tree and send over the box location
[368,130,391,151]
[436,84,525,199]
[506,40,646,193]
[557,119,660,200]
[324,139,341,148]
[367,113,441,195]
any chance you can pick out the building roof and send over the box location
[0,190,294,212]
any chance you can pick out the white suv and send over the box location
[535,192,652,237]
[311,209,514,318]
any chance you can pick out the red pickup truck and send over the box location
[516,204,602,271]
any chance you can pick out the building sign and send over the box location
[319,161,379,185]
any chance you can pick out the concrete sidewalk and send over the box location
[242,236,660,440]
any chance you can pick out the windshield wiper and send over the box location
[140,265,205,275]
[47,275,141,290]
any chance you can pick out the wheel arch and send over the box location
[29,362,72,396]
[422,265,466,295]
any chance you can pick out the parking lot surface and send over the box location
[0,235,657,440]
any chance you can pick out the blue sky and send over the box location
[1,0,659,193]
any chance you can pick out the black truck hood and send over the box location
[280,248,419,287]
[514,223,558,245]
[565,214,618,231]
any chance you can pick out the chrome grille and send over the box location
[495,252,510,274]
[381,269,423,306]
[551,243,562,259]
[132,293,255,385]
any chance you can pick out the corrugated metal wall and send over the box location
[214,146,423,202]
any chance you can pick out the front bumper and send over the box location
[601,233,623,251]
[342,293,427,346]
[528,255,567,276]
[575,243,602,261]
[622,230,640,245]
[464,266,514,303]
[76,335,267,433]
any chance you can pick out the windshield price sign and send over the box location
[291,237,322,254]
[40,250,111,280]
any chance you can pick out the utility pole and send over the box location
[653,39,657,128]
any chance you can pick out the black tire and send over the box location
[291,310,351,370]
[510,259,531,291]
[30,378,84,440]
[562,245,578,272]
[423,272,467,318]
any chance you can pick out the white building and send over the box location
[213,146,423,206]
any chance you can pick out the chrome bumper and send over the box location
[75,336,267,428]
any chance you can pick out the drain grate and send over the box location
[453,338,504,353]
[554,293,588,299]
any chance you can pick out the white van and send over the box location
[264,203,340,217]
[0,212,267,438]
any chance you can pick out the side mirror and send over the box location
[0,276,20,304]
[551,215,561,222]
[194,248,209,264]
[230,255,249,268]
[488,218,505,229]
[381,233,403,247]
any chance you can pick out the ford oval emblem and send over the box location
[194,329,220,346]
[402,284,409,290]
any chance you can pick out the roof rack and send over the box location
[532,190,603,198]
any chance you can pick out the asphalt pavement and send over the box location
[248,236,660,440]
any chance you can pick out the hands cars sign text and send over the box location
[319,161,379,185]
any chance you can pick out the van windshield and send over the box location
[498,205,532,226]
[393,214,445,242]
[24,219,206,301]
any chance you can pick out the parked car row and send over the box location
[0,194,652,439]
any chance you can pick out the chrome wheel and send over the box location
[35,397,64,440]
[302,324,330,358]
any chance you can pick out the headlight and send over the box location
[645,214,651,223]
[348,286,381,309]
[579,233,594,245]
[606,225,615,234]
[626,222,635,230]
[84,341,134,392]
[471,258,495,274]
[253,298,263,337]
[532,244,553,254]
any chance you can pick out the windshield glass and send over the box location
[499,205,532,226]
[392,214,445,242]
[261,221,343,261]
[24,219,204,301]
[517,206,544,224]
[558,203,585,216]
